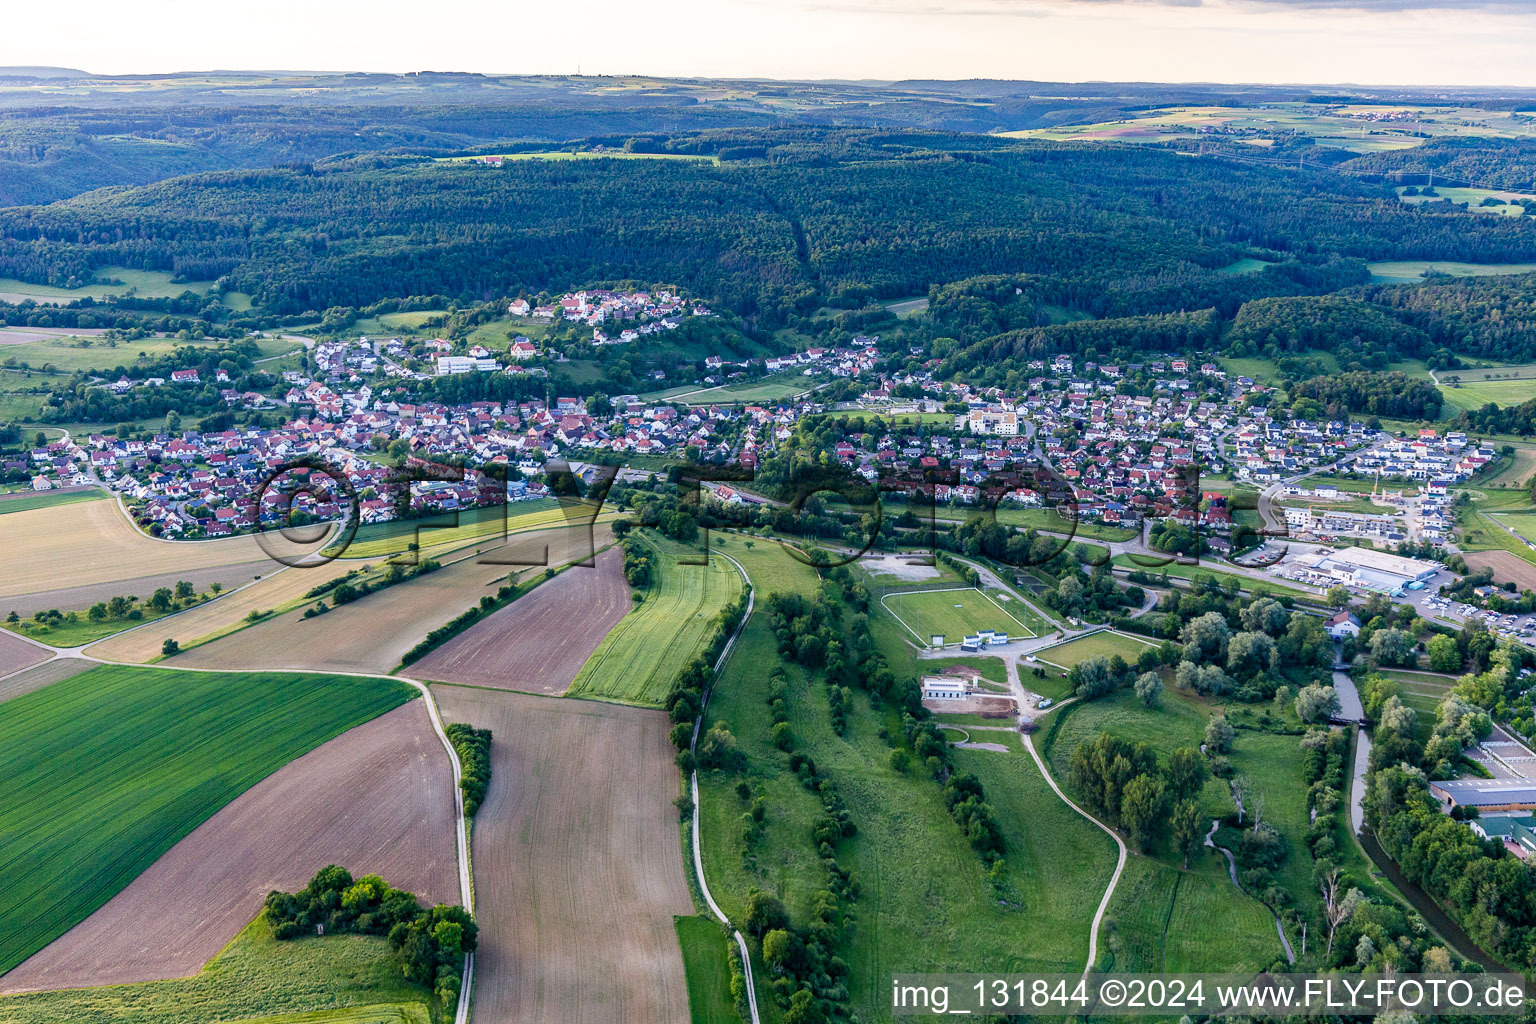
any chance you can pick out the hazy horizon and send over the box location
[7,0,1536,89]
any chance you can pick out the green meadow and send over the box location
[698,550,1116,1021]
[0,916,432,1024]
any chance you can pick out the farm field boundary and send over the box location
[0,665,417,977]
[567,535,745,707]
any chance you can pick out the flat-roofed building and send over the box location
[921,676,968,700]
[1430,778,1536,813]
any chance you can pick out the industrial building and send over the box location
[1283,546,1440,596]
[1429,778,1536,813]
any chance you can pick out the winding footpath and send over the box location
[687,550,761,1024]
[1019,715,1126,974]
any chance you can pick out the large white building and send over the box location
[965,408,1019,435]
[1288,546,1439,595]
[921,676,968,700]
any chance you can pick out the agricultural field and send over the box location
[1476,445,1536,489]
[3,558,277,621]
[0,659,88,705]
[0,498,276,604]
[0,631,47,678]
[412,546,632,694]
[1009,103,1536,153]
[169,545,531,675]
[882,587,1037,646]
[1438,379,1536,415]
[85,560,360,662]
[566,537,744,706]
[433,685,693,1024]
[1396,185,1533,215]
[337,499,617,564]
[1,702,457,993]
[1032,630,1160,671]
[0,332,294,374]
[0,488,107,515]
[0,917,432,1024]
[439,149,717,164]
[0,664,415,976]
[1436,361,1536,383]
[1366,260,1536,284]
[1463,548,1536,590]
[0,268,216,305]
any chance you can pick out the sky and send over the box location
[7,0,1536,87]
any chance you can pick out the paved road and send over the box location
[688,552,762,1024]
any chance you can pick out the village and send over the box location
[6,325,1501,561]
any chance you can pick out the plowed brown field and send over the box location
[411,546,629,693]
[1464,549,1536,592]
[0,701,458,994]
[432,686,691,1024]
[0,659,89,706]
[171,526,611,675]
[0,499,278,602]
[0,632,46,677]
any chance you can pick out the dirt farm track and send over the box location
[433,686,692,1024]
[0,702,458,994]
[411,545,630,692]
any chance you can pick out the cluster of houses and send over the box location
[508,288,710,346]
[841,358,1383,533]
[5,323,1503,563]
[15,381,805,535]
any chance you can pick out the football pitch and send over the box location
[882,588,1038,646]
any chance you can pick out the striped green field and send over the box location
[0,665,414,975]
[566,535,745,706]
[675,916,739,1024]
[0,489,108,515]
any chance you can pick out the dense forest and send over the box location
[1288,370,1444,420]
[1341,137,1536,192]
[2,130,1533,331]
